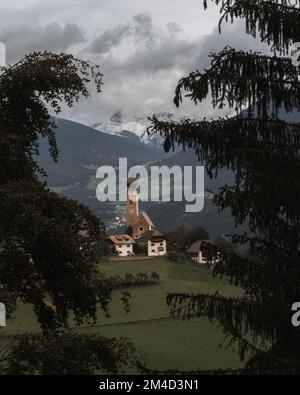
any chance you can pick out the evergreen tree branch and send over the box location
[173,47,300,115]
[203,0,300,52]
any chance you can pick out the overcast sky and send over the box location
[0,0,268,124]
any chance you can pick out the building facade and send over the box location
[106,235,135,257]
[147,231,167,257]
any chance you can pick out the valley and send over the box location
[40,117,240,238]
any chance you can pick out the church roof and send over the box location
[140,211,154,227]
[136,230,153,243]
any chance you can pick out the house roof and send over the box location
[137,229,165,243]
[140,211,154,227]
[151,230,164,239]
[187,240,214,253]
[106,235,135,245]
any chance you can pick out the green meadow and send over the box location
[1,258,243,372]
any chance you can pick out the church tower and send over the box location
[126,178,155,239]
[126,178,139,230]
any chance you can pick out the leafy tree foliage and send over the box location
[0,52,140,373]
[165,224,189,250]
[185,227,210,248]
[0,52,111,330]
[125,226,134,237]
[166,224,209,250]
[2,332,140,375]
[149,1,300,374]
[107,272,160,289]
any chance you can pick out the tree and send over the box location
[0,52,110,330]
[2,332,139,375]
[0,52,138,371]
[214,237,237,255]
[125,226,133,237]
[185,226,210,248]
[165,224,188,248]
[149,1,300,374]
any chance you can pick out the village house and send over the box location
[106,235,135,257]
[147,230,167,257]
[187,240,221,266]
[136,229,167,257]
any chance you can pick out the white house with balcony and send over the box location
[136,229,167,257]
[106,235,135,257]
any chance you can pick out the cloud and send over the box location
[133,13,153,40]
[89,24,132,54]
[0,9,271,124]
[123,38,195,74]
[88,13,156,55]
[86,14,194,76]
[68,16,270,124]
[0,22,85,64]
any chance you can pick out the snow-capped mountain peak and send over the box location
[93,111,145,136]
[92,110,192,148]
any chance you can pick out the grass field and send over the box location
[0,257,243,372]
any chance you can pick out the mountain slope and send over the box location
[35,117,241,237]
[38,117,163,186]
[35,115,264,238]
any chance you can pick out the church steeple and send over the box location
[126,178,155,240]
[126,178,139,228]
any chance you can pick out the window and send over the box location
[151,243,155,247]
[139,227,144,232]
[160,243,164,246]
[152,250,155,253]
